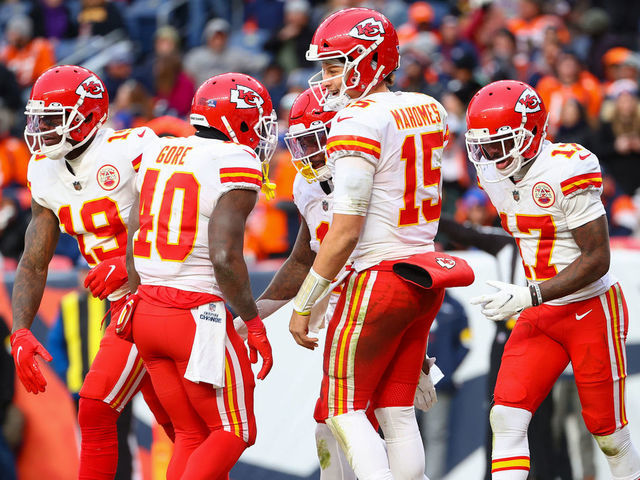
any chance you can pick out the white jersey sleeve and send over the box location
[558,150,606,230]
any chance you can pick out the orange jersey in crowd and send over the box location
[1,38,55,88]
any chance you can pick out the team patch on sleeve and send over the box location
[560,173,602,196]
[326,135,381,160]
[131,154,142,172]
[219,167,262,187]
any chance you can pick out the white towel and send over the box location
[184,301,227,388]
[429,364,444,386]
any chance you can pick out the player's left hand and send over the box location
[289,310,319,350]
[415,357,437,411]
[84,256,128,300]
[470,280,532,321]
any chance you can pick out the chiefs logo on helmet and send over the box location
[349,17,386,41]
[230,85,265,109]
[75,75,105,99]
[514,88,542,114]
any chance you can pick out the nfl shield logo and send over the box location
[512,190,520,201]
[322,200,329,211]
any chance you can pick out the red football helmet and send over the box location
[24,65,109,159]
[284,87,337,182]
[465,80,548,182]
[306,7,399,110]
[190,72,277,163]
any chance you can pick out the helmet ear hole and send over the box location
[240,121,249,132]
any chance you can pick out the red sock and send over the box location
[181,430,247,480]
[78,398,120,480]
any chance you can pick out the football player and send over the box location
[242,87,439,479]
[11,65,173,479]
[466,80,640,480]
[126,72,276,479]
[289,8,450,480]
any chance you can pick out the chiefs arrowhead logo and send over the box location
[435,257,456,269]
[230,85,264,109]
[514,88,542,114]
[76,75,105,99]
[349,17,385,41]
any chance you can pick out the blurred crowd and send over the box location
[0,0,640,264]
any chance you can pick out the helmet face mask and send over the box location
[465,126,535,179]
[285,120,332,182]
[308,53,363,111]
[255,109,278,164]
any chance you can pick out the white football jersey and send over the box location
[132,135,262,295]
[28,127,157,268]
[292,173,332,254]
[478,140,613,305]
[326,91,448,271]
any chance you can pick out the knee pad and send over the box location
[325,411,392,480]
[78,397,119,430]
[489,405,531,439]
[315,423,356,480]
[594,427,640,480]
[374,407,424,480]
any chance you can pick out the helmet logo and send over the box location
[515,88,541,114]
[349,17,385,41]
[230,85,264,109]
[76,75,105,99]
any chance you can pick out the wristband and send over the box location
[529,283,542,307]
[292,267,331,315]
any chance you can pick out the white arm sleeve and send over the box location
[331,155,375,216]
[563,190,606,230]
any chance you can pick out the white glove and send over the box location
[233,316,248,341]
[470,280,532,321]
[414,357,437,412]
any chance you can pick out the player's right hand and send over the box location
[414,357,437,411]
[245,316,273,380]
[10,328,52,394]
[84,256,128,300]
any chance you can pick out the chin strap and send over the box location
[260,162,277,201]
